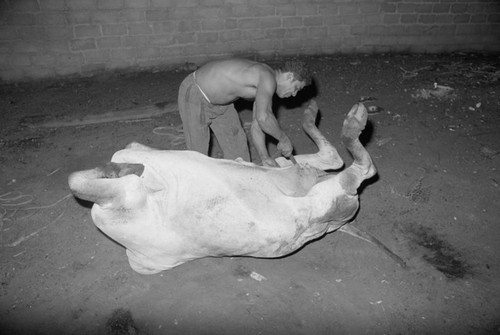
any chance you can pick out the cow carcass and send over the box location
[68,102,403,275]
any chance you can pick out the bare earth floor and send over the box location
[1,54,499,335]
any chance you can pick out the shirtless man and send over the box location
[178,58,313,167]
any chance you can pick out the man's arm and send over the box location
[250,118,278,167]
[252,72,293,162]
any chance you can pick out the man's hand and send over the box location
[277,134,293,157]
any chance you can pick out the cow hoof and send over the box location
[341,103,368,140]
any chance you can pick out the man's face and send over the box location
[276,73,306,98]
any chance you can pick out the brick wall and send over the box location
[0,0,499,82]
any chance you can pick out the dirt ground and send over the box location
[1,53,499,335]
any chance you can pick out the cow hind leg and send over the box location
[339,103,376,195]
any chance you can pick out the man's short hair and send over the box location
[281,60,313,86]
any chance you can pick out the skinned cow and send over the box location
[69,102,380,275]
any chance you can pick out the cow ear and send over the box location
[69,169,145,208]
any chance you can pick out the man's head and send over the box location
[275,60,313,98]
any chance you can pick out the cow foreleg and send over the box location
[338,103,376,195]
[292,100,344,170]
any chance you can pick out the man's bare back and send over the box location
[194,59,275,105]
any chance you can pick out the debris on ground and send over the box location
[250,271,267,282]
[412,83,456,101]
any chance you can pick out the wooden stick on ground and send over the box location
[24,101,178,128]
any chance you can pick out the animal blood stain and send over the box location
[410,225,470,279]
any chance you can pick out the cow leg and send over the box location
[300,100,343,170]
[284,100,344,170]
[338,103,376,195]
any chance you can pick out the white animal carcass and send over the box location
[69,102,382,274]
